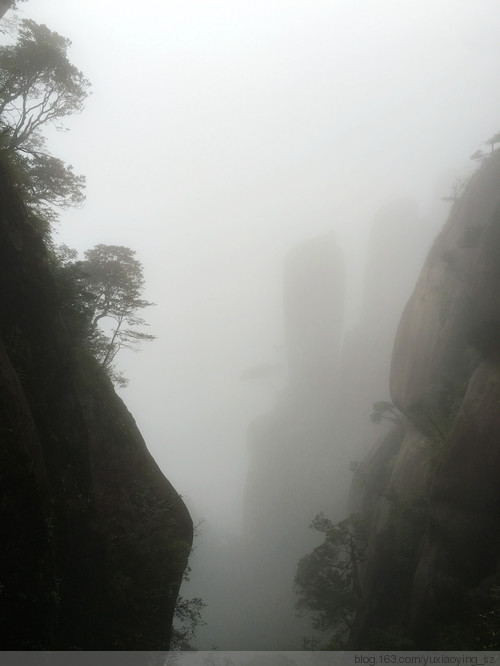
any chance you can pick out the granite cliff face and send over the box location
[339,199,434,472]
[350,152,500,648]
[0,166,192,649]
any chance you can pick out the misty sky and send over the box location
[12,0,500,529]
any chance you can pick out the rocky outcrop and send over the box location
[244,234,345,536]
[239,234,345,649]
[412,358,500,644]
[0,166,192,649]
[339,199,434,467]
[350,152,500,648]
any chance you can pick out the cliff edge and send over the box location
[0,165,192,649]
[350,151,500,648]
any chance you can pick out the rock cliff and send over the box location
[240,234,345,649]
[0,165,192,649]
[350,151,500,648]
[339,199,433,475]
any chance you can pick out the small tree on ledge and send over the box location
[55,243,156,388]
[80,245,156,385]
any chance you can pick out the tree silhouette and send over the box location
[79,245,156,383]
[0,19,90,150]
[295,514,367,647]
[484,131,500,154]
[0,19,90,220]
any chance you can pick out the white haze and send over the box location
[17,0,500,540]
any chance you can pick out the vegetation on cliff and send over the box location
[0,16,89,226]
[295,138,500,650]
[53,242,156,387]
[0,7,192,649]
[295,513,367,648]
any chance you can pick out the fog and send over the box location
[15,0,500,649]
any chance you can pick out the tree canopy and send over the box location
[53,244,156,387]
[0,19,90,150]
[78,245,156,385]
[484,131,500,153]
[295,513,367,648]
[170,595,206,650]
[0,18,90,222]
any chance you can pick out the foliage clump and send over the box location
[170,595,207,650]
[294,513,367,648]
[53,244,156,388]
[0,15,157,388]
[0,17,90,225]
